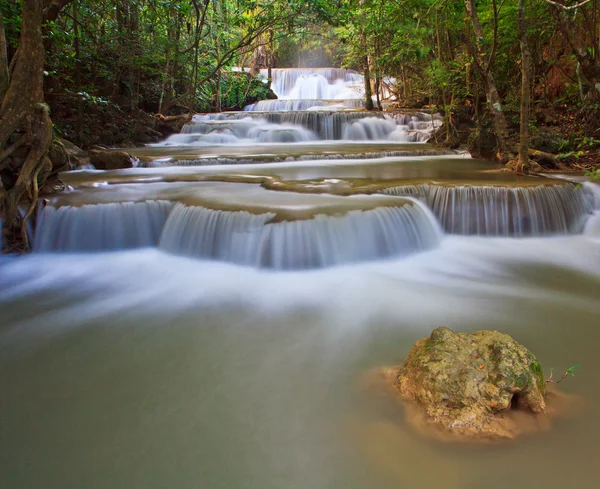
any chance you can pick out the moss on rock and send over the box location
[393,327,548,440]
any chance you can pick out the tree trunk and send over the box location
[375,71,382,110]
[0,0,71,252]
[0,12,9,101]
[362,50,374,110]
[360,0,374,110]
[73,0,84,144]
[465,0,514,162]
[517,0,532,171]
[550,2,600,99]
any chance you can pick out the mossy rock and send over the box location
[393,327,547,440]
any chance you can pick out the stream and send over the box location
[1,68,600,489]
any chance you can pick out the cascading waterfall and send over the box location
[164,118,317,145]
[34,201,174,251]
[155,111,436,143]
[582,181,600,236]
[382,183,593,235]
[190,67,435,141]
[32,199,442,269]
[342,117,408,141]
[244,99,364,112]
[139,149,454,168]
[258,68,363,99]
[158,202,441,269]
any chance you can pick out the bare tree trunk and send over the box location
[465,0,514,162]
[517,0,532,171]
[360,0,374,110]
[267,31,273,90]
[0,12,9,101]
[362,49,374,110]
[73,0,84,144]
[375,71,382,110]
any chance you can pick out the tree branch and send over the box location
[543,0,592,10]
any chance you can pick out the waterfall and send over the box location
[582,181,600,237]
[169,111,437,142]
[32,199,441,268]
[139,149,454,168]
[244,99,364,111]
[161,118,317,144]
[158,202,441,269]
[34,201,174,251]
[342,117,406,141]
[382,183,592,235]
[259,68,363,99]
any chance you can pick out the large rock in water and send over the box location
[89,149,136,170]
[392,327,547,440]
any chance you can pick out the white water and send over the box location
[259,68,364,100]
[153,111,436,145]
[383,183,593,235]
[158,202,441,268]
[148,67,435,144]
[34,201,174,251]
[34,198,442,269]
[244,99,364,112]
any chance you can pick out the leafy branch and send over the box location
[546,365,581,384]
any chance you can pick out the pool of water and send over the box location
[1,236,599,489]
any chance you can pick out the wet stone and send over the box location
[391,327,548,441]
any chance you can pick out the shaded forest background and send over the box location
[2,0,600,151]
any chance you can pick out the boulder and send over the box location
[48,138,90,170]
[89,149,136,170]
[391,327,547,440]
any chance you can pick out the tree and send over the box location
[515,0,533,172]
[0,0,73,252]
[464,0,514,162]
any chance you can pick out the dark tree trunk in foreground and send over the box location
[0,0,72,253]
[0,12,9,101]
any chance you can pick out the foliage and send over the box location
[546,365,581,384]
[2,0,600,150]
[584,167,600,180]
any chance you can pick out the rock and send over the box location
[89,149,135,170]
[48,138,90,170]
[391,327,547,440]
[155,113,193,136]
[530,128,564,153]
[467,125,497,159]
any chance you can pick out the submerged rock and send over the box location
[391,327,547,440]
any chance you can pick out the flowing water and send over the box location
[2,68,600,489]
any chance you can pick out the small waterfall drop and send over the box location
[582,181,600,236]
[260,68,363,100]
[34,201,174,251]
[157,110,437,144]
[244,99,364,112]
[32,199,442,269]
[158,202,441,269]
[382,183,592,235]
